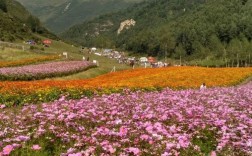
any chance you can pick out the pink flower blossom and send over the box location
[127,147,141,155]
[119,127,128,136]
[3,145,13,155]
[140,134,149,141]
[0,104,6,109]
[16,135,30,142]
[31,145,41,150]
[68,153,82,156]
[210,151,217,156]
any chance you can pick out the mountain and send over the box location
[16,0,145,33]
[0,0,57,42]
[61,0,252,66]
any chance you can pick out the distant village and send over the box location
[85,47,170,68]
[23,39,174,68]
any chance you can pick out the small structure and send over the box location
[127,57,135,63]
[43,39,52,47]
[62,52,68,59]
[139,57,148,63]
[94,53,102,56]
[148,57,157,68]
[104,49,112,53]
[103,49,112,56]
[26,40,36,45]
[93,60,99,66]
[91,47,97,52]
[148,57,156,63]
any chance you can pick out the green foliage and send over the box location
[62,0,252,66]
[12,133,70,156]
[219,146,251,156]
[26,15,41,33]
[179,147,204,156]
[191,128,218,154]
[0,0,7,12]
[0,0,58,42]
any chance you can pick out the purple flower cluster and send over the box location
[0,83,252,155]
[0,61,95,80]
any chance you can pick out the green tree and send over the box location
[174,44,186,60]
[158,27,176,58]
[207,35,225,58]
[227,38,241,67]
[26,15,41,33]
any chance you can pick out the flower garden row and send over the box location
[0,55,60,68]
[0,61,96,81]
[0,67,252,106]
[0,81,252,155]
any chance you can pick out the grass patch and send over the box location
[0,47,43,61]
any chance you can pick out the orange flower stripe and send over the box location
[1,67,252,94]
[0,55,60,68]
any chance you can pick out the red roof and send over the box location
[148,57,156,63]
[43,39,52,44]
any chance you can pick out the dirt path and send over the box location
[239,76,252,86]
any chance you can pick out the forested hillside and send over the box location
[62,0,252,66]
[16,0,144,33]
[0,0,57,42]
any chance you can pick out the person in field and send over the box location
[200,83,206,90]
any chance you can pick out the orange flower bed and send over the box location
[1,67,252,94]
[88,66,252,88]
[0,55,60,68]
[1,66,252,105]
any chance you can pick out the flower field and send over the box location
[0,81,252,155]
[89,67,252,88]
[0,67,252,105]
[0,55,60,68]
[0,61,96,81]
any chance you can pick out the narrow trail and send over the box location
[238,76,252,86]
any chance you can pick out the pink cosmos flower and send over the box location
[0,104,6,109]
[67,148,76,154]
[58,96,66,102]
[161,152,170,156]
[127,147,141,155]
[140,134,149,141]
[12,144,21,148]
[166,143,175,150]
[3,145,13,155]
[145,125,153,132]
[119,127,128,136]
[32,145,42,150]
[68,153,82,156]
[210,151,217,156]
[16,135,30,142]
[108,145,116,154]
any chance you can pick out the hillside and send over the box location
[0,0,57,42]
[61,0,252,66]
[16,0,145,33]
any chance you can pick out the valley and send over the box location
[1,0,252,155]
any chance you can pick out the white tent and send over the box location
[91,47,97,52]
[140,57,148,62]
